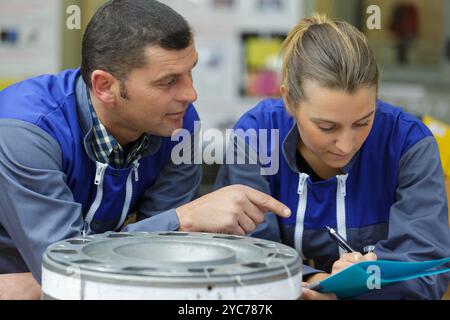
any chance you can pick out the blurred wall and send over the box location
[3,0,449,124]
[61,0,106,70]
[312,0,450,123]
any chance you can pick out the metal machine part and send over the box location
[42,231,302,300]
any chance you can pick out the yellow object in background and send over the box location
[425,118,450,303]
[0,79,19,91]
[423,115,450,177]
[246,37,283,70]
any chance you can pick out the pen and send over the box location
[306,227,375,292]
[306,226,355,292]
[325,226,356,253]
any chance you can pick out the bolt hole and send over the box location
[51,249,78,255]
[122,267,157,272]
[188,268,216,273]
[71,259,102,265]
[212,235,243,240]
[253,242,276,249]
[158,232,189,236]
[67,239,91,245]
[268,253,294,259]
[107,233,132,238]
[242,262,267,268]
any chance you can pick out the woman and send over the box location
[215,15,450,299]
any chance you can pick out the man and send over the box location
[0,0,290,299]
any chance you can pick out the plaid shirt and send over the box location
[88,95,148,168]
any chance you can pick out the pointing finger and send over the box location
[243,186,291,218]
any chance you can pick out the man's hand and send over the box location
[0,273,41,300]
[176,184,291,235]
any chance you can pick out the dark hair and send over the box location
[81,0,192,94]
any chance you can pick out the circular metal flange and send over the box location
[42,231,302,299]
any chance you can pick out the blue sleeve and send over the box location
[214,120,281,242]
[214,125,326,279]
[356,137,450,300]
[0,120,84,282]
[123,121,202,233]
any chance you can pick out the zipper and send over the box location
[94,162,108,185]
[336,174,349,256]
[133,159,140,182]
[115,168,135,230]
[84,162,108,234]
[294,173,309,260]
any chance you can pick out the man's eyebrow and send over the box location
[311,110,375,124]
[154,57,198,83]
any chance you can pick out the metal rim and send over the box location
[43,231,301,287]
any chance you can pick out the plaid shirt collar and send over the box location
[88,94,148,169]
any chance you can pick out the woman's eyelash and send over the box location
[318,126,335,132]
[318,122,370,132]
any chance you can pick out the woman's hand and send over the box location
[301,273,336,300]
[331,252,377,274]
[301,282,337,300]
[301,252,377,300]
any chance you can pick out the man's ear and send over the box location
[90,70,119,104]
[280,85,294,116]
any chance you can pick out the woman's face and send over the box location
[283,81,377,169]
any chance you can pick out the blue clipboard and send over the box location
[308,257,450,299]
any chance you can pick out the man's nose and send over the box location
[177,77,197,103]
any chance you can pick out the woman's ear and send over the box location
[280,85,294,116]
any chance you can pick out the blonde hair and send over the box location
[281,14,379,108]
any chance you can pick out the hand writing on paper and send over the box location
[302,252,377,300]
[331,252,377,275]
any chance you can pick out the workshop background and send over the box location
[1,0,449,299]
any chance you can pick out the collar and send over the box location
[88,91,122,164]
[282,121,358,175]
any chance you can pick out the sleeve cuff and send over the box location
[122,209,180,232]
[302,264,325,279]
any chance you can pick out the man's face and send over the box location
[114,43,198,138]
